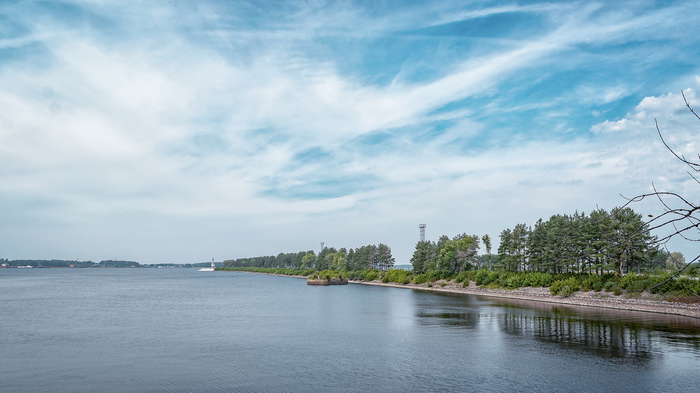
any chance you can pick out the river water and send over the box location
[1,268,699,392]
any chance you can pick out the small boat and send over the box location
[307,275,349,286]
[199,258,216,272]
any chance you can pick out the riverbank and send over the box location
[350,279,700,319]
[219,269,700,319]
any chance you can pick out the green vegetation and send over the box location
[215,201,698,301]
[497,207,659,275]
[0,259,144,268]
[223,243,394,271]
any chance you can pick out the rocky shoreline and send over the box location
[223,270,700,320]
[350,279,700,320]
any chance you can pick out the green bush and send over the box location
[413,274,429,284]
[627,280,652,291]
[650,276,700,296]
[580,275,601,291]
[551,277,579,296]
[613,287,622,296]
[497,272,525,289]
[426,282,433,287]
[400,275,411,285]
[592,282,603,292]
[454,271,474,284]
[475,270,491,286]
[620,273,642,289]
[381,269,412,284]
[439,282,447,287]
[603,281,615,292]
[363,270,378,282]
[523,272,554,287]
[550,280,563,295]
[560,285,575,298]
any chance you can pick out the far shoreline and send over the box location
[223,270,700,320]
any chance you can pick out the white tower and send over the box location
[419,224,426,242]
[211,258,215,269]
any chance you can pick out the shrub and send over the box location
[603,281,615,292]
[400,275,411,285]
[651,276,700,296]
[475,270,491,286]
[454,271,472,284]
[498,273,525,289]
[426,282,433,287]
[600,273,617,284]
[620,273,641,289]
[580,275,601,292]
[439,282,447,287]
[550,281,563,295]
[413,274,429,284]
[627,280,652,291]
[363,270,378,282]
[613,287,622,296]
[523,272,554,287]
[381,269,412,284]
[550,277,579,296]
[592,282,603,292]
[560,285,575,298]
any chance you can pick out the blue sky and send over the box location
[1,0,699,264]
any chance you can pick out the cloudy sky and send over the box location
[1,0,699,264]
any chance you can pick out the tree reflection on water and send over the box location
[415,291,700,359]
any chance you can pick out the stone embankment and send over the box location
[221,270,700,319]
[350,279,700,319]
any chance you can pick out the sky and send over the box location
[1,0,699,265]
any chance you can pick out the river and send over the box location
[1,268,699,392]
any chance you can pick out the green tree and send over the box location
[481,234,492,270]
[666,252,686,272]
[437,234,480,274]
[410,241,432,274]
[301,251,316,269]
[498,228,513,271]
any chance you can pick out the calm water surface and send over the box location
[2,268,700,392]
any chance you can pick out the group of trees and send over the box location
[498,207,658,275]
[223,243,395,271]
[410,234,484,275]
[0,259,141,268]
[410,206,667,277]
[0,259,84,267]
[406,91,698,283]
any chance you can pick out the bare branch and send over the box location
[682,90,700,122]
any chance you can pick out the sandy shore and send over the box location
[350,279,700,319]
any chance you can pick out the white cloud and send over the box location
[1,1,699,263]
[590,87,699,134]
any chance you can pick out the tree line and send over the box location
[411,206,671,277]
[0,259,142,268]
[222,243,395,271]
